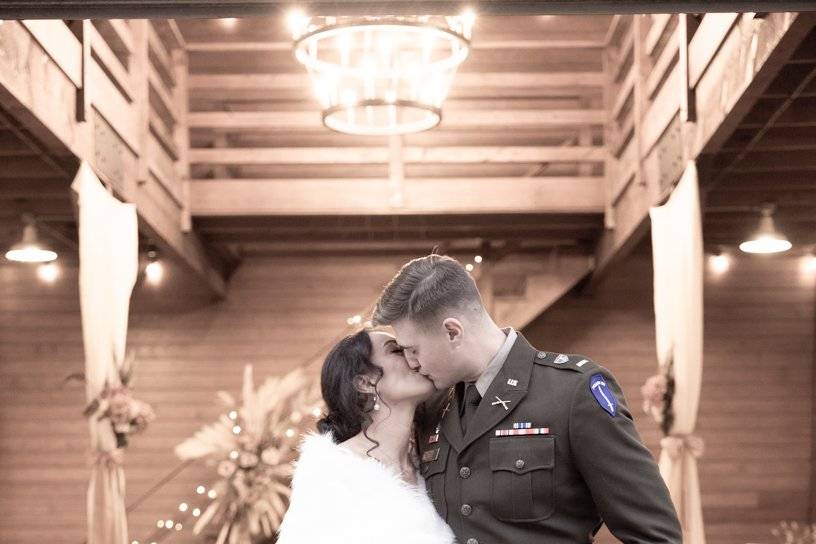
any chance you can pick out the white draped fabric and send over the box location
[71,163,139,544]
[648,160,706,544]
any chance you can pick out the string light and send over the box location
[137,396,321,544]
[37,262,60,283]
[803,253,816,273]
[346,314,362,325]
[145,247,164,286]
[708,252,730,275]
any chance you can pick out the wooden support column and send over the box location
[131,19,150,185]
[75,20,92,124]
[811,294,816,523]
[476,260,495,316]
[632,15,645,191]
[678,14,697,125]
[600,25,616,231]
[388,135,404,209]
[173,47,192,233]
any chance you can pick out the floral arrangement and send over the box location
[175,364,323,544]
[639,357,675,436]
[82,350,155,448]
[771,521,816,544]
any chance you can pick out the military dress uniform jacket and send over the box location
[419,332,682,544]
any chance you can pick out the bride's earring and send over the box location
[373,393,381,411]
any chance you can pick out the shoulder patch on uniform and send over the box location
[589,373,617,417]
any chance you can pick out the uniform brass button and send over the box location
[459,466,471,479]
[466,539,479,544]
[537,351,546,359]
[515,459,525,469]
[461,504,473,516]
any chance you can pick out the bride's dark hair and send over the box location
[317,329,384,450]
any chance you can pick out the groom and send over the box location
[372,253,681,544]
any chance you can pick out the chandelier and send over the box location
[288,11,475,135]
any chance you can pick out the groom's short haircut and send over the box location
[372,253,484,329]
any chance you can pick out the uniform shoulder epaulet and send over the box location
[533,351,599,374]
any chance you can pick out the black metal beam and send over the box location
[1,1,815,19]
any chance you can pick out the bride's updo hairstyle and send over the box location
[317,329,383,445]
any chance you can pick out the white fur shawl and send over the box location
[276,431,455,544]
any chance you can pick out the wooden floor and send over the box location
[1,247,812,544]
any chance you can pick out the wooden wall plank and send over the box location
[526,250,814,544]
[1,249,813,544]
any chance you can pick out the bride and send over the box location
[276,328,455,544]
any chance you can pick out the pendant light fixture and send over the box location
[739,204,792,254]
[4,215,58,263]
[288,10,475,136]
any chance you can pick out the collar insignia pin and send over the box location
[492,396,511,410]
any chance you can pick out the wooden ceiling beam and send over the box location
[188,146,606,165]
[3,1,815,18]
[185,38,606,53]
[587,12,814,291]
[188,109,605,131]
[211,240,591,259]
[188,72,605,93]
[204,227,598,243]
[0,20,229,299]
[190,176,605,216]
[194,212,603,229]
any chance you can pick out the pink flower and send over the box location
[107,387,133,433]
[129,400,155,433]
[640,374,668,405]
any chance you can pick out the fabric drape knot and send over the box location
[660,434,704,459]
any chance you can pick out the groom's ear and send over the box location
[442,318,463,344]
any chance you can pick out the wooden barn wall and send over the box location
[525,251,815,544]
[1,252,813,544]
[0,256,407,544]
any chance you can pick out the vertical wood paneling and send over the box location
[525,250,815,544]
[1,251,813,544]
[0,256,406,543]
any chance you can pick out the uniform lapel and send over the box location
[461,332,536,451]
[439,385,464,452]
